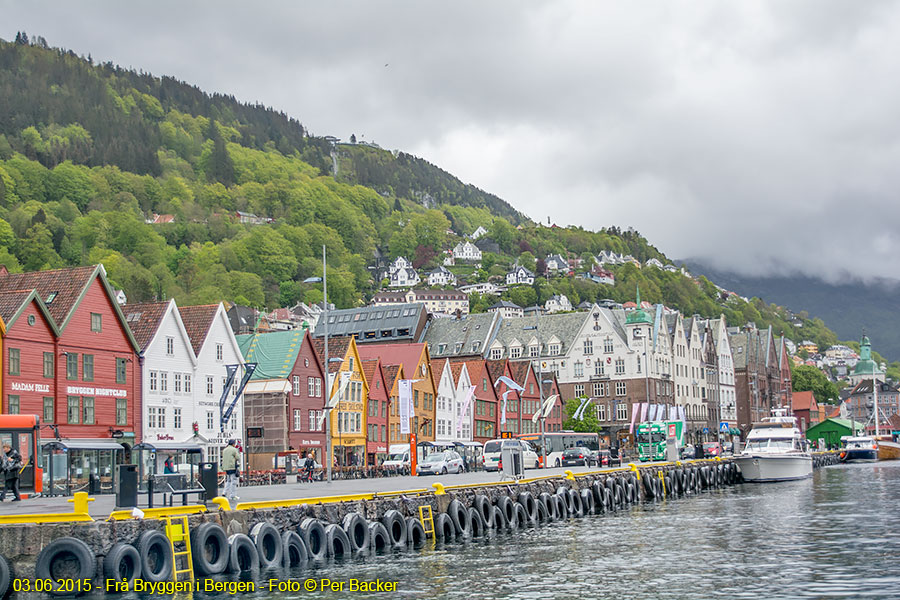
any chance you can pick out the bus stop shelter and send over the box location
[133,442,204,490]
[42,439,125,496]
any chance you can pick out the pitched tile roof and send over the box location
[431,358,450,384]
[0,265,97,327]
[237,329,307,380]
[486,359,507,383]
[311,336,352,373]
[0,290,37,327]
[122,301,170,352]
[507,360,533,390]
[178,304,220,355]
[791,390,816,413]
[357,343,428,382]
[361,359,380,387]
[383,364,402,392]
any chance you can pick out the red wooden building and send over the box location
[362,358,389,466]
[487,359,521,436]
[450,358,499,443]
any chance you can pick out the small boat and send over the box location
[839,436,878,462]
[733,410,812,482]
[875,436,900,461]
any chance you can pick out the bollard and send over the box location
[432,483,446,496]
[211,496,232,511]
[67,491,95,515]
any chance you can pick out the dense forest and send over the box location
[0,34,862,362]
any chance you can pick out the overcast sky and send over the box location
[5,1,900,282]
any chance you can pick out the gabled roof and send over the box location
[491,312,588,358]
[0,264,138,350]
[383,364,402,392]
[507,360,534,390]
[485,359,508,383]
[311,336,352,374]
[357,342,431,384]
[361,359,380,386]
[0,289,58,336]
[123,301,170,351]
[791,390,816,412]
[423,312,500,358]
[178,304,220,355]
[237,329,307,380]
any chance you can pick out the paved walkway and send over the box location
[0,464,622,518]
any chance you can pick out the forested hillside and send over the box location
[0,34,847,356]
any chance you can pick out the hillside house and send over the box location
[426,266,457,287]
[453,241,482,262]
[506,265,535,286]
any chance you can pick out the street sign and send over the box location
[702,427,709,434]
[720,422,729,433]
[500,432,514,439]
[247,427,264,438]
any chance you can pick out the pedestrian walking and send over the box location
[221,439,240,501]
[163,455,176,474]
[0,443,22,502]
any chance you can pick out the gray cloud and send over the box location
[5,1,900,281]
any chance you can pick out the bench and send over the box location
[146,474,207,508]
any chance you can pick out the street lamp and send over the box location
[303,245,337,483]
[523,322,546,466]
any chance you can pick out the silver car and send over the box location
[417,450,464,476]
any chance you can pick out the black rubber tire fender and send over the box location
[517,492,538,522]
[250,522,283,569]
[298,518,327,562]
[135,530,171,583]
[643,474,656,500]
[381,509,407,547]
[539,492,557,521]
[102,543,141,586]
[191,522,228,576]
[434,512,456,541]
[281,531,308,568]
[0,554,10,600]
[554,492,568,519]
[468,506,487,537]
[367,522,391,553]
[626,482,637,504]
[492,505,508,531]
[325,523,351,558]
[341,512,370,554]
[614,480,625,505]
[496,495,515,524]
[36,537,97,595]
[512,503,528,529]
[406,517,427,548]
[227,534,259,573]
[567,489,583,517]
[591,481,606,511]
[535,497,549,523]
[580,488,595,514]
[474,494,494,529]
[447,499,471,538]
[556,486,573,514]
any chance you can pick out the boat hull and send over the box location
[842,448,878,462]
[876,440,900,461]
[734,454,813,482]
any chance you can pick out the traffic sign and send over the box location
[702,427,709,434]
[720,422,729,433]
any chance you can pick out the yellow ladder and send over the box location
[418,505,435,538]
[164,515,194,582]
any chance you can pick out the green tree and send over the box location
[791,364,840,404]
[562,398,602,433]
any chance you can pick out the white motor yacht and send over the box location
[734,410,812,482]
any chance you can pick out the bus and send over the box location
[0,414,42,494]
[637,421,684,462]
[518,431,600,468]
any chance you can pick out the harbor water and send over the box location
[103,462,900,599]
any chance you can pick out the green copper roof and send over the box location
[625,285,652,325]
[236,329,306,380]
[852,334,881,376]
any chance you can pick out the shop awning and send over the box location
[244,380,291,394]
[43,439,126,451]
[133,442,203,453]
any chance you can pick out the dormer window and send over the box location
[45,291,58,305]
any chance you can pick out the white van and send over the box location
[382,444,411,473]
[482,438,540,471]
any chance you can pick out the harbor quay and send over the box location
[0,455,840,597]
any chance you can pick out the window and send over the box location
[166,337,174,356]
[174,407,182,429]
[529,345,539,358]
[482,379,487,392]
[574,361,584,378]
[510,347,522,359]
[82,354,94,381]
[593,382,603,397]
[8,348,19,376]
[216,343,224,361]
[82,397,95,424]
[604,337,614,353]
[598,404,606,421]
[308,376,315,397]
[574,384,585,397]
[637,355,641,373]
[91,313,102,332]
[43,352,54,378]
[207,411,214,430]
[490,348,503,360]
[174,373,182,393]
[116,399,127,426]
[158,407,166,429]
[184,373,191,393]
[67,353,79,380]
[616,381,627,396]
[315,378,322,397]
[549,343,560,356]
[615,358,625,375]
[616,402,628,421]
[7,395,19,414]
[116,358,127,384]
[584,339,593,355]
[160,372,167,392]
[207,376,214,396]
[150,371,158,392]
[67,396,80,424]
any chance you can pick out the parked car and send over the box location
[561,446,597,467]
[382,444,411,473]
[597,449,621,467]
[702,442,722,458]
[680,445,697,459]
[482,439,541,471]
[417,450,464,476]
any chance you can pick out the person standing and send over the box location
[221,440,240,502]
[0,443,22,502]
[163,455,176,474]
